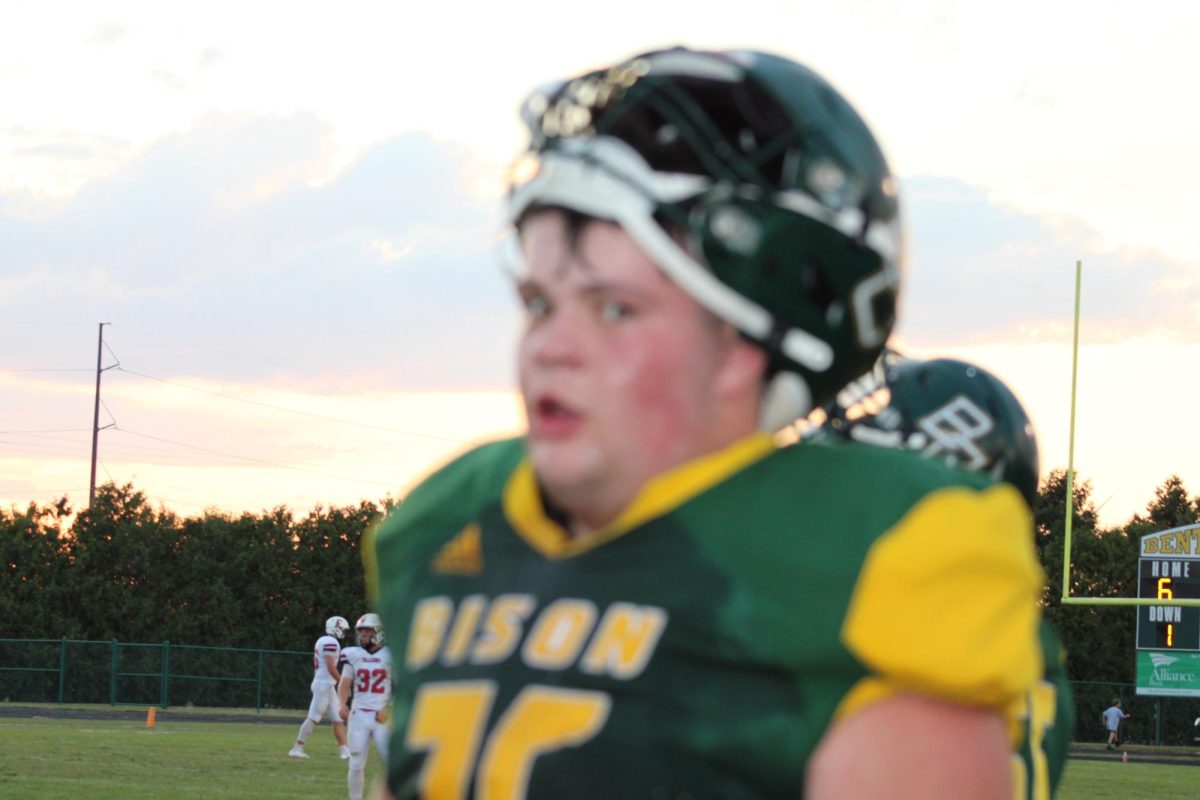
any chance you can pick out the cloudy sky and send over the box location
[2,0,1197,527]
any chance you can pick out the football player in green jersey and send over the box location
[820,354,1074,799]
[369,46,1044,799]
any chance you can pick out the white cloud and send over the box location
[0,113,518,390]
[898,176,1200,345]
[85,21,129,47]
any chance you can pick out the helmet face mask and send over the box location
[355,612,384,648]
[507,47,904,426]
[325,616,350,641]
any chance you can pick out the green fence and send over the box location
[0,638,312,711]
[4,638,1200,745]
[1070,679,1200,748]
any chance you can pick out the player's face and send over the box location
[516,209,749,528]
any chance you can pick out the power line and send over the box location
[95,466,381,509]
[0,439,91,456]
[108,323,212,349]
[4,338,481,446]
[1,427,383,471]
[0,487,88,498]
[112,367,470,444]
[112,427,398,488]
[83,446,254,468]
[144,495,209,510]
[0,465,87,482]
[1,431,251,465]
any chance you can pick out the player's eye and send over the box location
[599,299,632,322]
[523,293,551,320]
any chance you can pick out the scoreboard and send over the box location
[1136,524,1200,651]
[1136,558,1200,649]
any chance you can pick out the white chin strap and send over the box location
[760,371,813,433]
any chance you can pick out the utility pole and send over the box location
[89,322,111,508]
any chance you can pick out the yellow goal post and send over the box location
[1060,261,1200,607]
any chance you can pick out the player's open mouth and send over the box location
[532,394,582,437]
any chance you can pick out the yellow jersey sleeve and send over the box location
[835,483,1044,722]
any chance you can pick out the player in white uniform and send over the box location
[289,615,351,760]
[337,613,392,800]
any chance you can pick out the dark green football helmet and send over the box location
[834,356,1040,506]
[505,46,904,428]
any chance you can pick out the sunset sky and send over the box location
[2,0,1198,528]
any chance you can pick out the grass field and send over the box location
[1,708,1197,798]
[0,711,383,799]
[1057,759,1198,799]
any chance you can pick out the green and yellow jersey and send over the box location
[370,434,1044,799]
[1009,622,1073,800]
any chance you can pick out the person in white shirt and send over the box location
[1102,698,1131,750]
[289,615,351,760]
[338,613,392,800]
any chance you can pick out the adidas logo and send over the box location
[432,523,484,576]
[1150,653,1179,667]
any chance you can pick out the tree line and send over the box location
[2,471,1199,682]
[0,483,387,654]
